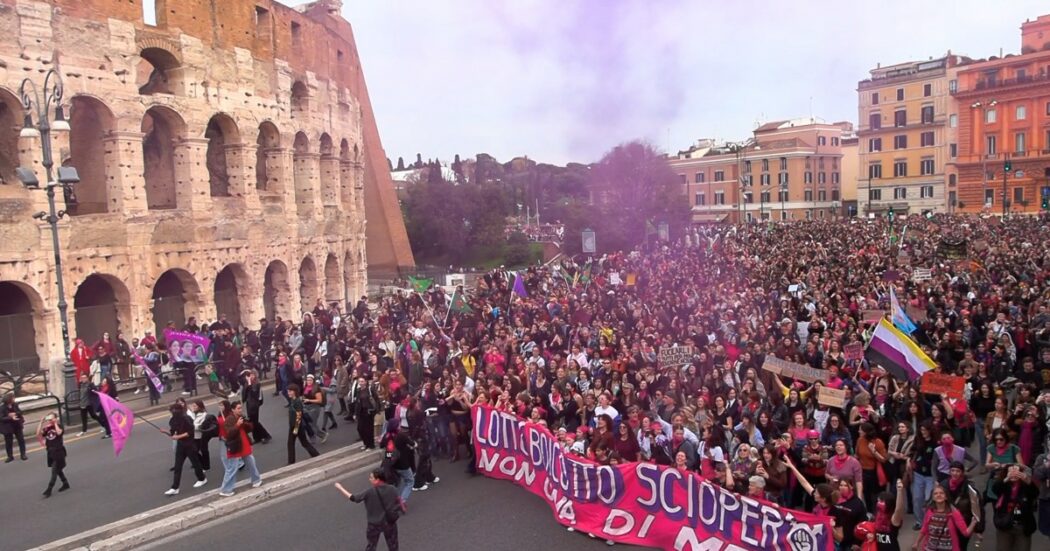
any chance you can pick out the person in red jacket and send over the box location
[70,339,93,382]
[217,400,262,497]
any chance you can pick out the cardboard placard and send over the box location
[761,356,829,384]
[862,309,886,325]
[920,372,966,399]
[625,273,637,286]
[658,345,695,367]
[817,386,848,408]
[912,267,932,282]
[843,343,864,362]
[882,269,900,282]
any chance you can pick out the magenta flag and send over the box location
[95,391,134,456]
[512,272,528,298]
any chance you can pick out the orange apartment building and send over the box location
[670,118,853,223]
[951,15,1050,214]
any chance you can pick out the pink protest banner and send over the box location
[472,404,833,551]
[95,391,134,456]
[163,329,211,364]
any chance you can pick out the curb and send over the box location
[29,445,381,551]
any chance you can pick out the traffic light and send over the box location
[1004,159,1012,172]
[888,206,895,220]
[1043,196,1049,210]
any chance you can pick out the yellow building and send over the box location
[857,54,963,216]
[840,136,860,215]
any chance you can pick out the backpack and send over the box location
[379,438,400,481]
[200,414,219,439]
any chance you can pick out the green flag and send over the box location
[449,290,473,314]
[407,275,433,294]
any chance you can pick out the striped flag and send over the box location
[889,287,917,334]
[865,318,935,382]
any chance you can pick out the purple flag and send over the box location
[512,273,528,298]
[95,391,134,457]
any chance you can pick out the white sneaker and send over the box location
[76,432,85,437]
[251,480,262,488]
[134,389,141,395]
[359,444,368,450]
[181,391,191,396]
[192,479,208,488]
[218,491,235,497]
[567,527,575,533]
[606,540,614,546]
[164,488,179,496]
[99,428,106,434]
[431,477,440,483]
[412,484,428,492]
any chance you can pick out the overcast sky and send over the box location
[283,0,1046,165]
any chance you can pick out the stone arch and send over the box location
[299,256,319,315]
[137,46,183,95]
[72,273,131,347]
[263,260,291,321]
[142,106,186,210]
[0,87,22,186]
[291,80,309,119]
[214,263,250,328]
[255,121,281,191]
[67,96,117,215]
[324,253,342,305]
[319,133,334,157]
[205,113,240,197]
[151,268,201,338]
[0,281,44,378]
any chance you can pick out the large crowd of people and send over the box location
[5,213,1050,551]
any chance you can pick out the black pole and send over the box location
[1002,153,1008,218]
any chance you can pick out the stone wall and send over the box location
[0,0,412,395]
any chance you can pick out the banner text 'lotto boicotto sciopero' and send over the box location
[472,405,833,551]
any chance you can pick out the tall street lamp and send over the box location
[16,69,81,401]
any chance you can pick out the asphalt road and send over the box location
[0,388,363,551]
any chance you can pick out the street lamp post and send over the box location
[16,69,80,402]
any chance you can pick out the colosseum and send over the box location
[0,0,414,396]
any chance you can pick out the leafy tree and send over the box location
[504,231,533,267]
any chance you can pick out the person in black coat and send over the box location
[1,393,27,462]
[36,413,69,497]
[165,402,206,495]
[991,463,1039,549]
[240,370,271,443]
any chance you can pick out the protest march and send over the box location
[8,214,1050,551]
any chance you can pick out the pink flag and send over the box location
[95,391,134,456]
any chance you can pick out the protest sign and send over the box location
[881,269,900,282]
[609,272,623,286]
[937,238,968,260]
[625,273,637,286]
[472,404,833,551]
[920,372,966,399]
[658,345,695,367]
[817,386,847,408]
[761,356,829,383]
[163,329,211,364]
[911,267,932,282]
[906,304,928,322]
[862,309,886,325]
[843,343,864,362]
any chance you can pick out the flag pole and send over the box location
[442,289,456,328]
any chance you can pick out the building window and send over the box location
[761,159,769,172]
[985,109,997,123]
[921,185,934,199]
[871,92,879,105]
[949,143,957,158]
[894,110,907,127]
[761,191,771,203]
[869,138,882,152]
[869,162,882,179]
[985,189,994,206]
[920,159,935,175]
[778,172,789,185]
[818,172,827,184]
[679,174,687,184]
[831,189,840,201]
[804,190,813,202]
[818,136,827,146]
[923,83,932,97]
[986,135,997,156]
[894,187,908,199]
[1015,132,1026,153]
[714,191,725,205]
[949,174,957,187]
[1014,187,1024,203]
[896,88,904,101]
[714,170,725,182]
[1016,105,1027,120]
[921,131,935,147]
[869,112,881,130]
[893,160,907,177]
[744,160,751,173]
[804,171,813,184]
[949,114,957,128]
[894,135,908,149]
[778,190,788,201]
[695,192,705,206]
[760,173,771,186]
[831,137,840,146]
[818,190,827,201]
[921,105,934,124]
[781,210,788,221]
[1046,101,1050,115]
[694,172,705,183]
[832,172,839,184]
[143,0,157,25]
[949,79,957,93]
[819,157,825,169]
[744,191,753,204]
[291,21,302,47]
[779,157,788,170]
[869,188,882,201]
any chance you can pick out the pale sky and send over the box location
[281,0,1048,165]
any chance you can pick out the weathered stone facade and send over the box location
[0,0,414,394]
